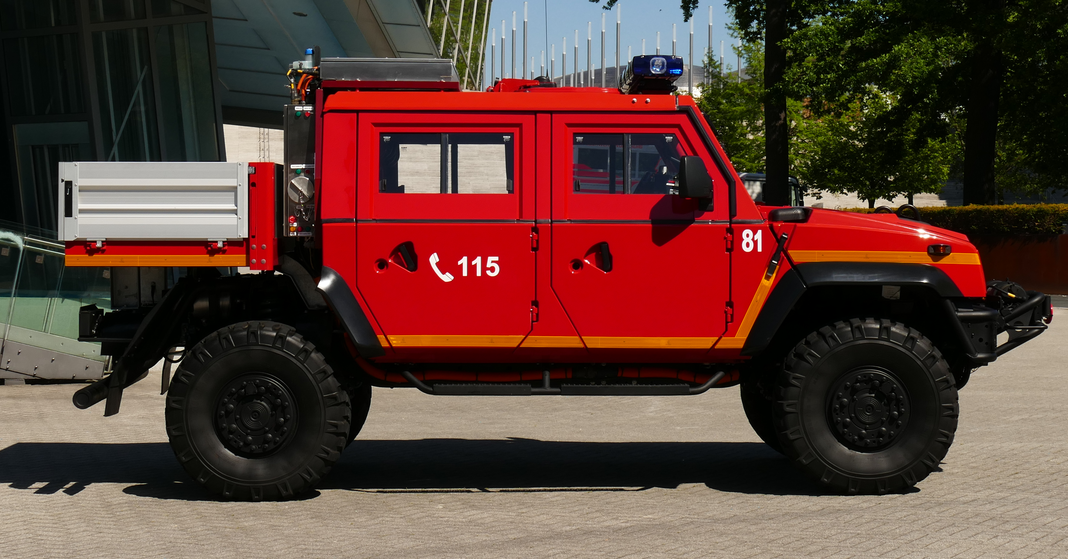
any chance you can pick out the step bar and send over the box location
[399,370,727,396]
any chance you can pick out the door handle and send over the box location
[389,242,418,272]
[599,242,613,273]
[582,242,613,273]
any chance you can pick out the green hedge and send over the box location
[844,204,1068,237]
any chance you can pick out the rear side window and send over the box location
[573,133,684,195]
[380,132,514,194]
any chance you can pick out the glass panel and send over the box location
[155,22,219,161]
[0,0,77,31]
[151,0,203,17]
[573,133,623,194]
[0,240,20,326]
[50,266,110,338]
[8,247,63,332]
[88,0,145,23]
[380,133,442,194]
[381,133,515,194]
[451,133,513,194]
[94,27,160,161]
[12,122,91,235]
[629,133,683,194]
[4,34,84,117]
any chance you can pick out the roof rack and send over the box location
[319,58,460,91]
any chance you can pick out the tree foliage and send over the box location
[594,1,1068,204]
[794,89,958,206]
[782,0,1068,203]
[591,0,702,21]
[697,39,766,174]
[700,34,957,206]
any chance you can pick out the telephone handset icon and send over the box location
[429,252,454,282]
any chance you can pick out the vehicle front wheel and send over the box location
[345,381,372,447]
[775,318,959,494]
[740,375,782,454]
[165,321,351,500]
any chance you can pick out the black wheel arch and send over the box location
[741,263,973,374]
[76,264,382,414]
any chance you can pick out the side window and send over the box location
[573,134,624,194]
[573,133,684,195]
[380,132,514,194]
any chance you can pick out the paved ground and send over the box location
[2,319,1067,558]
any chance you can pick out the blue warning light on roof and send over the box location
[619,55,684,94]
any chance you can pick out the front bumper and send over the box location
[948,281,1052,367]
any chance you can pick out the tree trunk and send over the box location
[962,37,1003,205]
[763,0,791,206]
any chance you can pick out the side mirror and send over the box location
[676,156,712,200]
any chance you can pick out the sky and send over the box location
[479,0,738,86]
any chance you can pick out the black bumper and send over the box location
[949,282,1052,367]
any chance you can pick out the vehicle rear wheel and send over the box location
[165,321,351,500]
[740,376,782,454]
[775,318,958,494]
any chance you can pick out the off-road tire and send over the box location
[776,318,958,494]
[740,377,782,454]
[345,381,372,447]
[165,321,351,500]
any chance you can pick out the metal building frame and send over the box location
[424,0,492,90]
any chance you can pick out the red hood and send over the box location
[760,207,987,298]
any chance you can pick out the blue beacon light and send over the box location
[619,55,684,94]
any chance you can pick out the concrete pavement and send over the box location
[1,320,1066,558]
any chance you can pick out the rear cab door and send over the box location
[355,112,537,361]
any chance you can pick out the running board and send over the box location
[559,383,689,395]
[399,370,726,396]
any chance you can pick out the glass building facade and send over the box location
[0,0,224,236]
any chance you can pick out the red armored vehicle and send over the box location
[59,55,1051,500]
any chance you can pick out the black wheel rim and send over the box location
[214,374,298,457]
[827,368,910,452]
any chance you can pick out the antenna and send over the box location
[523,3,528,80]
[601,13,606,87]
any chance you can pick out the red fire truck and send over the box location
[58,54,1051,500]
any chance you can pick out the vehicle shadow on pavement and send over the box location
[326,439,824,496]
[0,439,827,500]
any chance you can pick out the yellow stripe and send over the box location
[381,334,712,349]
[520,336,586,348]
[583,336,716,349]
[386,335,526,347]
[66,254,248,267]
[715,267,777,350]
[789,250,981,265]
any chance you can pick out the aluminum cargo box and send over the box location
[58,162,248,242]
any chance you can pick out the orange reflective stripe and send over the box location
[582,337,716,349]
[385,335,526,347]
[520,336,586,348]
[715,265,777,350]
[65,254,247,267]
[789,250,981,265]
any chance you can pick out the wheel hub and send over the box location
[214,374,297,457]
[828,369,909,452]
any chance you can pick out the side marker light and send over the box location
[927,244,952,256]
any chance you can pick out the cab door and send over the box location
[355,113,536,361]
[550,113,730,361]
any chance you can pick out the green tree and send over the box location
[794,90,959,207]
[782,0,1068,204]
[697,39,766,173]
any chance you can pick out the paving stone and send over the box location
[1,321,1066,557]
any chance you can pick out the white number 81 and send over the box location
[741,229,762,253]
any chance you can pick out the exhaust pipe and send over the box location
[73,379,110,409]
